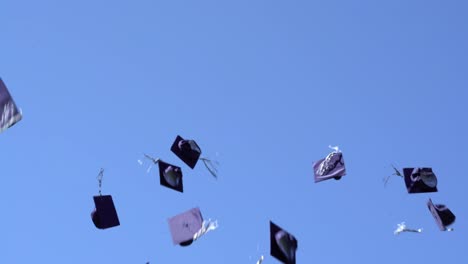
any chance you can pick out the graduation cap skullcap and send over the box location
[91,195,120,229]
[270,221,297,264]
[0,78,22,133]
[427,198,455,231]
[158,160,183,193]
[171,135,201,169]
[168,207,203,246]
[403,168,438,193]
[313,147,346,183]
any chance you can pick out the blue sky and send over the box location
[1,0,467,263]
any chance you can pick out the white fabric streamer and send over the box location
[328,145,340,153]
[394,222,422,235]
[138,154,159,173]
[193,219,218,241]
[146,164,153,173]
[256,255,264,264]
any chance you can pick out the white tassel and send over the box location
[328,145,340,153]
[193,219,219,241]
[394,222,423,235]
[138,154,159,173]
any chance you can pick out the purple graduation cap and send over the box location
[403,168,438,193]
[313,146,346,183]
[158,160,184,193]
[171,135,202,169]
[91,195,120,229]
[0,78,22,133]
[168,207,203,246]
[427,198,455,231]
[270,221,297,264]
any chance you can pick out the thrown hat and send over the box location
[427,198,455,231]
[91,195,120,229]
[158,160,184,193]
[270,221,297,264]
[403,168,438,193]
[168,207,203,246]
[171,135,202,169]
[313,146,346,183]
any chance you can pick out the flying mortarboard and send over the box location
[158,160,184,193]
[171,135,202,169]
[91,169,120,229]
[313,146,346,183]
[0,78,22,133]
[170,135,220,179]
[427,198,455,231]
[138,154,184,192]
[270,221,297,264]
[403,168,438,193]
[92,195,120,229]
[168,207,203,246]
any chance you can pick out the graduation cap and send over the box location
[170,135,220,179]
[168,207,203,246]
[0,78,22,133]
[158,160,184,193]
[138,154,184,192]
[171,135,202,169]
[168,207,218,246]
[91,195,120,229]
[403,168,438,193]
[91,169,120,229]
[270,221,297,264]
[427,198,455,231]
[313,146,346,183]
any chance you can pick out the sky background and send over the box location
[1,0,467,263]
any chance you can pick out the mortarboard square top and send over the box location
[403,167,438,193]
[427,198,455,231]
[158,160,183,193]
[91,195,120,229]
[0,78,22,133]
[313,151,346,183]
[270,221,297,264]
[168,207,203,246]
[171,135,201,169]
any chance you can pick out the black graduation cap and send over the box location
[91,195,120,229]
[158,160,184,193]
[403,167,438,193]
[270,221,297,264]
[168,207,203,246]
[170,135,201,169]
[427,198,456,231]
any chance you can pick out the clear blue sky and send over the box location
[1,0,467,263]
